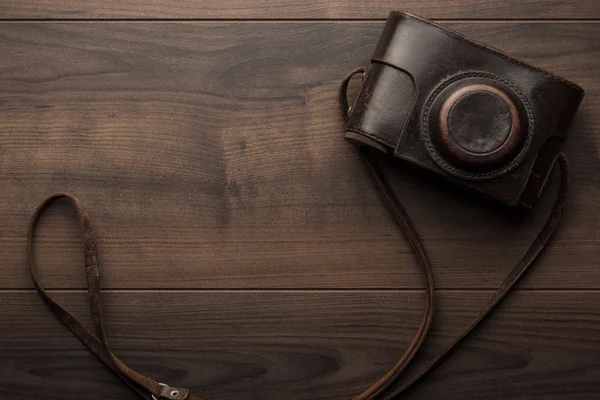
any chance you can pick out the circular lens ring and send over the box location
[420,71,534,181]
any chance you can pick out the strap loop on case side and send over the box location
[339,66,368,121]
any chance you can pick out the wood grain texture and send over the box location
[1,290,598,400]
[1,0,600,20]
[1,22,599,289]
[1,4,600,399]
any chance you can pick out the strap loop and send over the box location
[27,193,192,400]
[339,66,368,121]
[365,150,570,399]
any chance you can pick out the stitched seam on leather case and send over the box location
[421,71,535,181]
[346,127,395,148]
[400,12,585,96]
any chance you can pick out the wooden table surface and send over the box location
[1,2,599,399]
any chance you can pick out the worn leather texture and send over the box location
[344,12,584,208]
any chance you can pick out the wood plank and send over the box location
[1,1,600,20]
[1,290,598,399]
[1,22,598,289]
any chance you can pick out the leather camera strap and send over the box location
[27,70,570,400]
[339,67,571,400]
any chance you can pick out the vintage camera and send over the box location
[341,12,584,208]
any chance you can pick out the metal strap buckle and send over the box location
[150,383,189,400]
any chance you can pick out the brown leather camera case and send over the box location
[343,12,584,208]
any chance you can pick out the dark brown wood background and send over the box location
[1,2,599,400]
